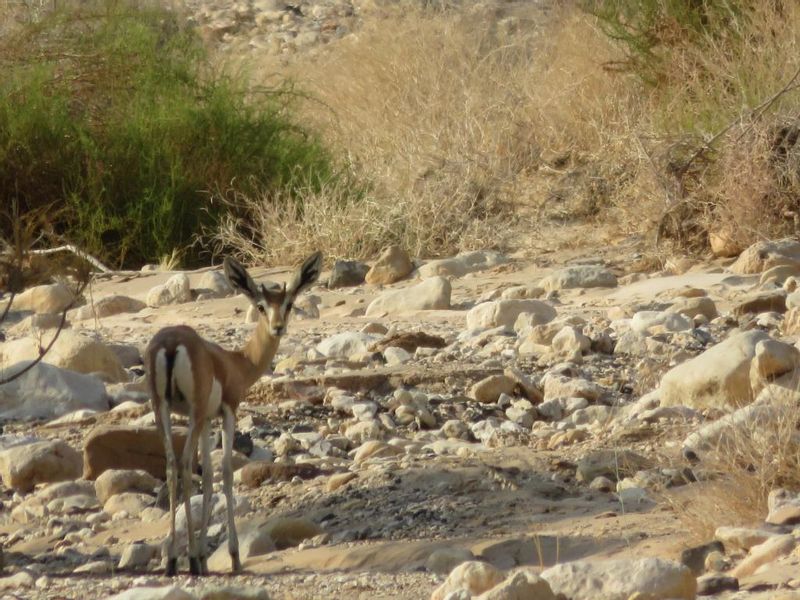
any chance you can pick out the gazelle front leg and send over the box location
[198,420,213,575]
[221,404,241,572]
[156,402,180,577]
[182,420,202,576]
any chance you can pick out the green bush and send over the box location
[581,0,744,86]
[0,1,336,267]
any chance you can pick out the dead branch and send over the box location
[0,293,15,328]
[28,244,112,273]
[0,276,89,386]
[678,64,800,179]
[650,64,800,251]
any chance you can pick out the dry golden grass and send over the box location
[218,4,651,262]
[644,3,800,252]
[216,1,800,264]
[665,384,800,542]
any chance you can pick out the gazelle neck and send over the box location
[238,319,281,387]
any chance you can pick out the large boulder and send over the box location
[750,338,800,397]
[327,260,369,289]
[630,311,692,334]
[0,362,109,420]
[539,265,617,291]
[365,245,413,285]
[732,290,787,316]
[73,295,146,321]
[431,561,505,600]
[669,296,718,321]
[541,557,696,600]
[467,300,556,331]
[476,568,556,600]
[197,270,233,296]
[0,439,82,493]
[12,282,75,314]
[104,492,155,516]
[83,426,189,480]
[730,239,800,274]
[146,273,192,307]
[470,375,515,404]
[95,468,160,504]
[418,250,507,279]
[0,329,127,382]
[659,330,769,411]
[316,332,379,358]
[207,523,276,572]
[365,277,451,316]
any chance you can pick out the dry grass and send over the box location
[211,176,503,265]
[665,384,800,542]
[643,3,800,252]
[215,1,800,264]
[217,4,649,262]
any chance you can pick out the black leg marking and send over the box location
[165,557,178,577]
[189,556,202,576]
[231,550,242,573]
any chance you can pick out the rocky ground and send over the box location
[3,2,800,599]
[4,233,800,599]
[181,0,551,63]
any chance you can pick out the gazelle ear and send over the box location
[223,257,260,301]
[288,251,323,296]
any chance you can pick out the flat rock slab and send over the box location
[540,265,617,291]
[0,361,110,420]
[418,250,507,279]
[83,425,190,480]
[541,557,696,600]
[660,330,769,411]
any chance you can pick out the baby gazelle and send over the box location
[145,252,322,575]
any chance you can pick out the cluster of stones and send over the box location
[5,239,800,597]
[184,0,361,58]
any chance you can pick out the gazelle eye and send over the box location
[257,305,266,314]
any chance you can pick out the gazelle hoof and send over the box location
[189,556,202,576]
[231,551,242,573]
[165,558,178,577]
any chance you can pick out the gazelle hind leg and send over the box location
[221,405,241,572]
[182,419,201,576]
[198,420,213,575]
[157,402,180,576]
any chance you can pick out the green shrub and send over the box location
[0,1,336,267]
[581,0,744,86]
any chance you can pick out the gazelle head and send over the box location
[224,252,323,337]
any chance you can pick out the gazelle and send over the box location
[145,252,323,576]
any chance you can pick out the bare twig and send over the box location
[0,292,16,327]
[0,277,89,385]
[678,64,800,178]
[28,244,112,273]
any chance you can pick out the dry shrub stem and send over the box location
[666,384,800,541]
